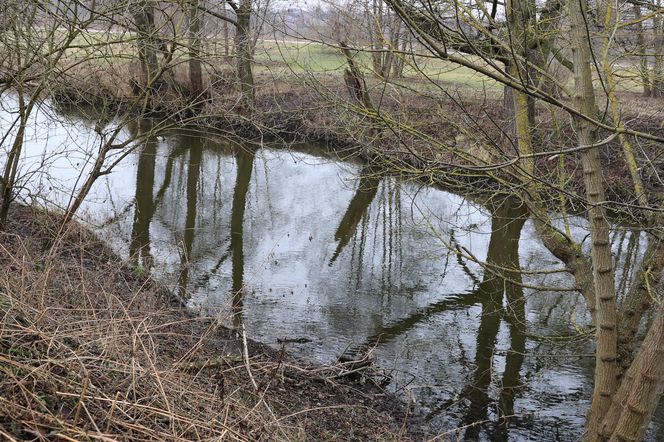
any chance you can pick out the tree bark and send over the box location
[632,4,651,96]
[601,296,664,441]
[235,0,254,106]
[392,32,408,78]
[222,4,230,57]
[569,0,619,437]
[506,0,597,325]
[188,0,204,99]
[0,90,28,228]
[131,1,161,93]
[504,0,537,123]
[340,42,375,111]
[617,237,664,372]
[368,0,383,75]
[652,1,664,97]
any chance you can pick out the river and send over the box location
[2,96,662,441]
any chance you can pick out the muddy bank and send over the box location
[0,205,416,441]
[52,65,664,218]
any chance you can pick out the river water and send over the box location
[2,98,662,440]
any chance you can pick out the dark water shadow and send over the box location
[230,147,255,327]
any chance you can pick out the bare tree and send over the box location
[187,0,205,98]
[319,0,664,437]
[130,0,164,94]
[235,0,255,105]
[0,0,105,228]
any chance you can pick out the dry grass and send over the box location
[0,206,411,441]
[50,54,664,214]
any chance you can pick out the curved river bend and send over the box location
[3,99,662,441]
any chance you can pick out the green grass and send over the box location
[250,39,502,93]
[254,41,349,73]
[42,27,649,96]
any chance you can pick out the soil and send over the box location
[0,205,419,441]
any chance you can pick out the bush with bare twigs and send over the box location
[0,206,411,441]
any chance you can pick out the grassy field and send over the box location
[43,26,647,101]
[49,28,502,93]
[251,40,503,91]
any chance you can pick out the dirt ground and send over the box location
[0,205,418,441]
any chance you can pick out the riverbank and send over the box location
[53,60,664,217]
[0,205,414,441]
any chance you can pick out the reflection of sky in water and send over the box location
[2,96,662,440]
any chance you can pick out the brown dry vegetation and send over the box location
[0,205,413,441]
[53,60,664,215]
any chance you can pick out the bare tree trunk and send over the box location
[0,89,28,228]
[188,0,204,98]
[367,1,404,78]
[504,0,537,138]
[601,295,664,441]
[532,0,570,101]
[222,4,230,57]
[652,2,664,97]
[367,0,382,75]
[62,124,127,227]
[249,0,271,57]
[63,145,110,226]
[132,0,161,93]
[340,42,375,110]
[381,9,402,78]
[0,2,87,229]
[235,0,254,106]
[501,0,599,328]
[392,28,408,78]
[569,0,619,437]
[617,237,664,371]
[502,63,516,139]
[632,4,651,96]
[600,2,651,221]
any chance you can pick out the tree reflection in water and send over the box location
[129,121,157,270]
[117,130,641,440]
[344,196,528,440]
[461,197,527,440]
[177,136,202,301]
[18,101,664,441]
[229,147,254,327]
